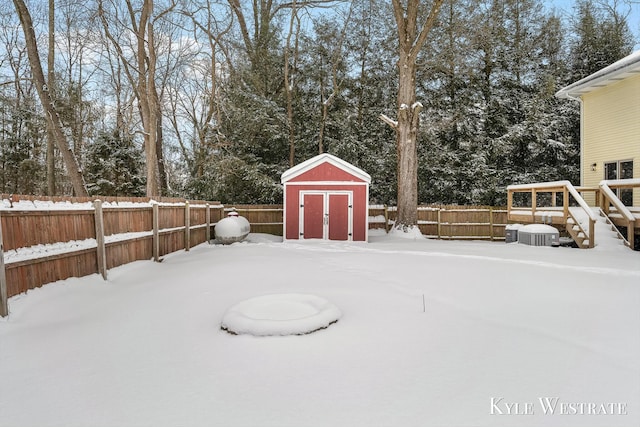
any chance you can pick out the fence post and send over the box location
[93,200,107,280]
[489,207,494,241]
[384,205,389,233]
[152,202,160,262]
[0,211,8,317]
[437,209,442,239]
[206,203,211,243]
[184,201,191,251]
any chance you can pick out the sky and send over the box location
[546,0,640,49]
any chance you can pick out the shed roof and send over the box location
[281,153,371,184]
[556,50,640,99]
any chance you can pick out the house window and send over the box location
[604,160,633,205]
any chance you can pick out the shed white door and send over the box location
[300,191,352,240]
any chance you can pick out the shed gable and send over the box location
[281,153,371,184]
[287,161,365,183]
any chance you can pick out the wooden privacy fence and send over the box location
[223,204,508,240]
[0,196,224,314]
[368,205,508,240]
[0,197,507,316]
[223,205,284,236]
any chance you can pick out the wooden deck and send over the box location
[507,180,639,250]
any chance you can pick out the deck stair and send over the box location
[598,179,637,249]
[566,206,630,249]
[507,179,639,250]
[565,214,590,248]
[599,209,630,248]
[507,180,597,249]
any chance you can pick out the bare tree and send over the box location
[59,0,95,164]
[98,0,175,196]
[167,0,233,180]
[317,3,353,155]
[46,0,56,195]
[95,13,135,140]
[12,0,88,196]
[283,0,300,166]
[380,0,445,230]
[228,0,347,95]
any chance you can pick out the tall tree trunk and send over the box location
[156,112,167,192]
[140,0,160,196]
[13,0,88,196]
[396,49,421,226]
[381,0,444,230]
[46,0,56,195]
[284,0,298,167]
[99,0,164,197]
[318,2,353,155]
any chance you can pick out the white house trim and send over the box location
[556,50,640,99]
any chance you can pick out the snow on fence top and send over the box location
[0,196,226,301]
[1,199,94,211]
[1,199,511,304]
[1,199,221,211]
[0,194,221,211]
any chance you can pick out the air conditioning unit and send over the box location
[517,224,559,247]
[505,224,523,243]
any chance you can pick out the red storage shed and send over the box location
[281,153,371,241]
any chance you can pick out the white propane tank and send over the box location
[214,211,250,244]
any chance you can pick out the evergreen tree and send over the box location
[570,0,635,80]
[345,1,399,204]
[0,94,46,194]
[84,131,145,197]
[184,155,283,204]
[1,0,636,204]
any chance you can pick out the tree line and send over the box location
[1,0,636,206]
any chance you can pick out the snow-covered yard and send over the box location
[1,231,639,427]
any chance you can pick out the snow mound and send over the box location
[519,224,558,233]
[388,224,424,239]
[221,294,342,336]
[214,215,250,244]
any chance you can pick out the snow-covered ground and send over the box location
[1,231,639,427]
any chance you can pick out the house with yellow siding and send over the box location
[556,50,640,207]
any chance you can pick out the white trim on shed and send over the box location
[281,153,371,184]
[281,153,370,242]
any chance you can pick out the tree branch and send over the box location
[275,0,347,14]
[391,0,407,46]
[411,0,446,55]
[379,113,398,129]
[411,102,423,131]
[227,0,254,57]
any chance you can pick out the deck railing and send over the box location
[599,179,639,249]
[507,181,596,248]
